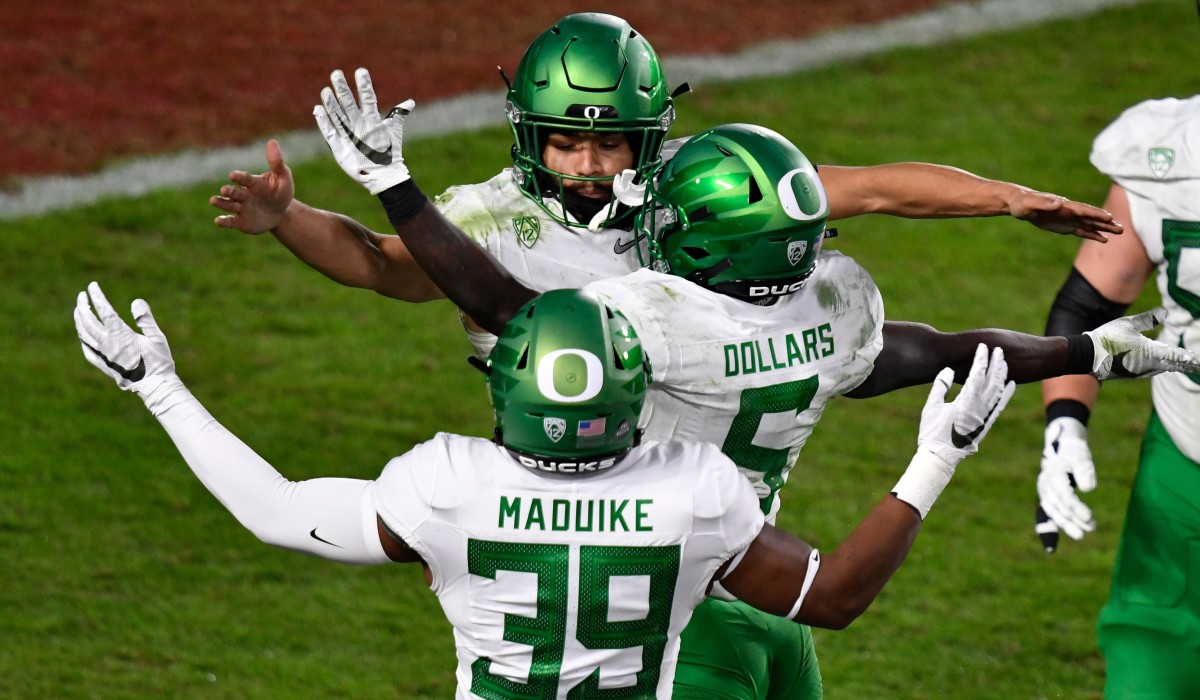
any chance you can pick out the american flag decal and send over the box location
[577,418,606,437]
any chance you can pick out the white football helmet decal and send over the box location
[543,417,567,443]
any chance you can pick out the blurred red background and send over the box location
[1,1,939,182]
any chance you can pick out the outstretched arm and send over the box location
[845,307,1200,399]
[846,322,1074,398]
[210,139,443,302]
[74,282,420,565]
[723,346,1014,629]
[820,163,1123,242]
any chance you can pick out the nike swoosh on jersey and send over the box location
[309,528,344,548]
[613,235,645,255]
[333,113,392,166]
[84,342,146,383]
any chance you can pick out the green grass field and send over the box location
[5,2,1200,697]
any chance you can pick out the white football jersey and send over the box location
[373,433,765,700]
[435,171,646,357]
[1091,96,1200,461]
[585,252,886,520]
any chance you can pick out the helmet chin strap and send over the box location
[586,200,620,232]
[560,190,609,226]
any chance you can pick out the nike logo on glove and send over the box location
[950,422,985,449]
[334,113,392,166]
[613,234,645,255]
[950,393,1003,448]
[309,528,343,548]
[84,342,146,382]
[1109,351,1138,378]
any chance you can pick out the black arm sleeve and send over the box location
[378,181,538,335]
[1044,267,1130,336]
[1041,266,1127,424]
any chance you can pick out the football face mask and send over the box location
[505,13,675,230]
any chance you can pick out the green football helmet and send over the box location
[636,123,830,304]
[505,13,675,229]
[488,289,648,473]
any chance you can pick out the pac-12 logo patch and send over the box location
[1148,147,1175,180]
[513,216,541,248]
[787,240,808,266]
[543,417,566,443]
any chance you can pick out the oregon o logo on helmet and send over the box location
[537,349,603,402]
[583,105,603,119]
[777,165,828,222]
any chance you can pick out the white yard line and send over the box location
[0,0,1149,220]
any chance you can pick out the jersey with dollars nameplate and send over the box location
[584,251,885,521]
[372,432,765,700]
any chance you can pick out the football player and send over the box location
[210,14,1122,354]
[315,79,1200,698]
[208,12,1122,699]
[76,282,1014,699]
[1034,4,1200,692]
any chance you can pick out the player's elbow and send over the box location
[805,598,868,630]
[229,507,300,551]
[796,581,876,630]
[244,521,293,550]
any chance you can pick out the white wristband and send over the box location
[786,549,821,620]
[891,448,955,520]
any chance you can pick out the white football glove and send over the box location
[1036,416,1096,546]
[75,281,177,402]
[313,67,415,195]
[1086,307,1200,379]
[892,344,1015,519]
[918,344,1016,467]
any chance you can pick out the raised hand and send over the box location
[918,344,1016,467]
[1086,307,1200,379]
[74,281,176,399]
[210,139,295,234]
[1009,189,1124,243]
[891,344,1016,520]
[313,67,415,195]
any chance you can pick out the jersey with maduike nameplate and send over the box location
[372,432,765,700]
[585,250,886,521]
